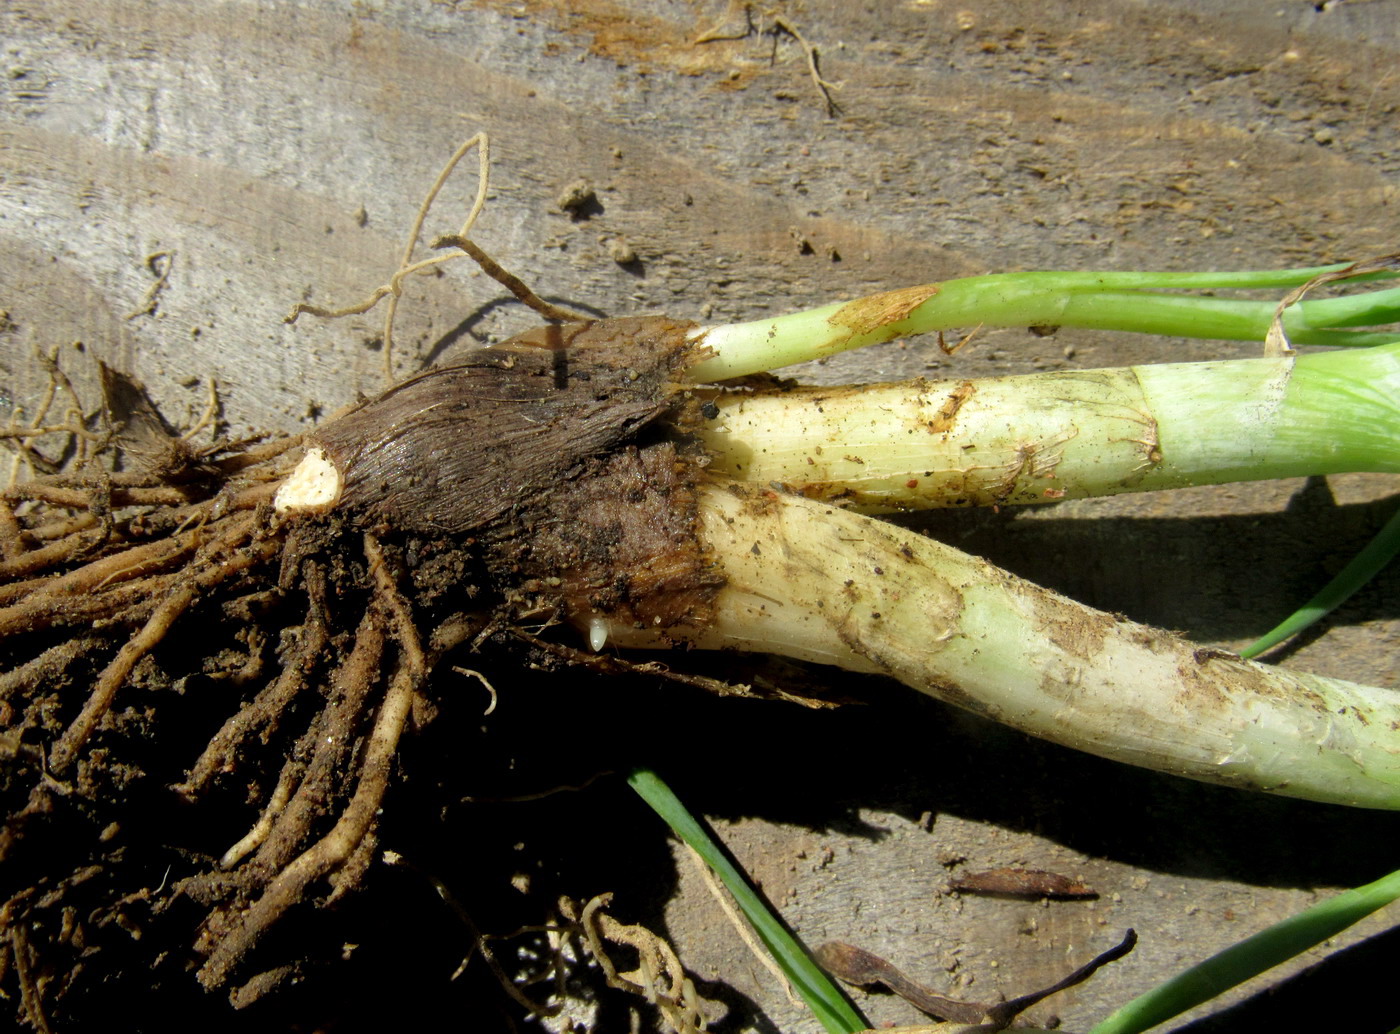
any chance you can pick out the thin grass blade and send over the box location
[627,767,869,1034]
[1241,502,1400,659]
[1089,865,1400,1034]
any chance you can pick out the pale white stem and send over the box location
[597,484,1400,810]
[697,345,1400,511]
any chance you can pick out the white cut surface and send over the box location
[273,448,342,514]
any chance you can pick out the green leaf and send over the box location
[627,768,869,1034]
[1241,502,1400,659]
[1090,865,1400,1034]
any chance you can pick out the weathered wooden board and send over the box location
[3,0,1399,1030]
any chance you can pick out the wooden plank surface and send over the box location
[3,1,1399,1030]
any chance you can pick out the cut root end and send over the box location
[272,447,342,515]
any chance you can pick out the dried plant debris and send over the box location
[816,931,1137,1030]
[562,894,722,1034]
[1,344,106,486]
[694,1,841,116]
[946,868,1098,900]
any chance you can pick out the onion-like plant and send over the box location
[4,133,1398,1031]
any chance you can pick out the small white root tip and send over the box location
[273,447,343,514]
[588,617,609,653]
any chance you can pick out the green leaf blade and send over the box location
[627,768,870,1034]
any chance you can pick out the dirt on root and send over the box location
[0,317,745,1033]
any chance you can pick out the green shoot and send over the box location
[626,768,869,1034]
[1090,864,1400,1034]
[686,262,1400,382]
[1241,503,1400,659]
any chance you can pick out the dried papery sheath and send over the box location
[274,314,725,649]
[284,316,700,534]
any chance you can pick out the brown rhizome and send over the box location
[0,304,746,1031]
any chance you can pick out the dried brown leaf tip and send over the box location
[946,867,1098,900]
[828,283,939,338]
